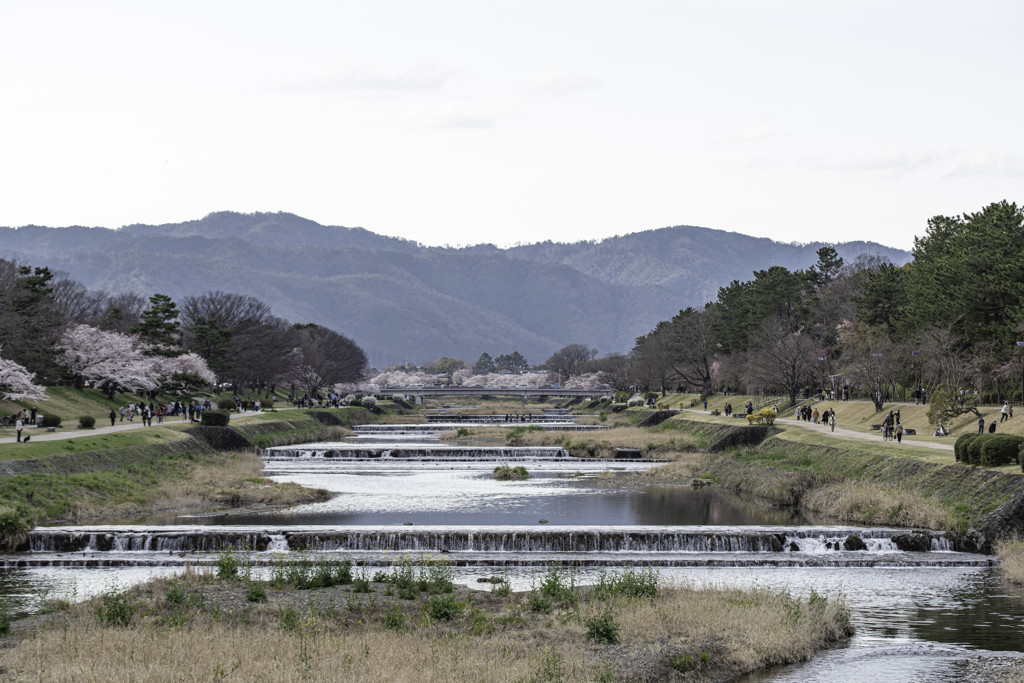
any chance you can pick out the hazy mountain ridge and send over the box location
[0,211,910,365]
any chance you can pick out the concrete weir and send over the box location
[27,524,956,555]
[263,444,572,460]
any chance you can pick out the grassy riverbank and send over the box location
[441,423,701,458]
[0,409,411,546]
[0,447,330,545]
[0,561,851,683]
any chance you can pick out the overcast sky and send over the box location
[1,1,1020,250]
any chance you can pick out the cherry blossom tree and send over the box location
[149,352,217,393]
[0,354,47,401]
[58,325,157,398]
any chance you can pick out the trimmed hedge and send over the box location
[40,414,61,428]
[79,415,96,429]
[954,433,979,463]
[966,435,988,465]
[979,435,1024,467]
[200,410,231,427]
[217,399,236,411]
[261,398,275,409]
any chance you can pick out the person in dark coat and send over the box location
[109,409,117,427]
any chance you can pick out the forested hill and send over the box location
[508,227,913,306]
[0,212,909,365]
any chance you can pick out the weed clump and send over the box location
[584,611,620,644]
[492,465,529,481]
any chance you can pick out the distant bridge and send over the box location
[384,386,605,404]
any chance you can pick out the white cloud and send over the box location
[281,66,451,92]
[525,73,603,96]
[805,149,952,174]
[716,124,792,145]
[424,108,498,129]
[945,152,1024,178]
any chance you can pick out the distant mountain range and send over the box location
[0,212,911,368]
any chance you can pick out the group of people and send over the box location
[799,405,836,431]
[881,410,904,442]
[111,400,216,426]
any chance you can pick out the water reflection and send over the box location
[138,465,811,527]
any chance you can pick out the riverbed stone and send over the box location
[843,534,868,551]
[769,536,784,552]
[789,541,800,551]
[892,531,932,552]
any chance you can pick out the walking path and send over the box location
[0,408,292,445]
[683,410,955,451]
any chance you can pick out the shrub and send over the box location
[599,412,608,422]
[361,396,377,407]
[0,504,34,551]
[424,594,463,621]
[261,398,275,409]
[955,433,979,462]
[95,583,137,627]
[165,583,186,605]
[215,549,241,580]
[644,392,658,401]
[627,398,644,407]
[584,611,620,644]
[966,435,990,465]
[747,408,777,425]
[593,566,658,600]
[980,435,1024,467]
[345,394,356,403]
[201,410,231,427]
[246,582,268,603]
[383,604,406,630]
[526,591,553,613]
[40,414,61,428]
[392,394,406,402]
[79,415,96,429]
[217,399,236,410]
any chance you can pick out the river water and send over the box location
[2,421,1022,681]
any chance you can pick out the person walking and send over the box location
[978,417,985,434]
[15,416,23,442]
[109,409,117,427]
[896,422,903,444]
[989,421,997,434]
[1001,402,1010,423]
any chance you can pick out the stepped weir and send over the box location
[14,525,986,569]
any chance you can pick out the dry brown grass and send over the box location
[2,572,851,683]
[442,425,699,458]
[599,453,705,484]
[996,537,1024,586]
[801,481,956,529]
[87,450,330,521]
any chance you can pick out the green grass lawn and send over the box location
[0,426,191,462]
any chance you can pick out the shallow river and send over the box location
[2,425,1021,681]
